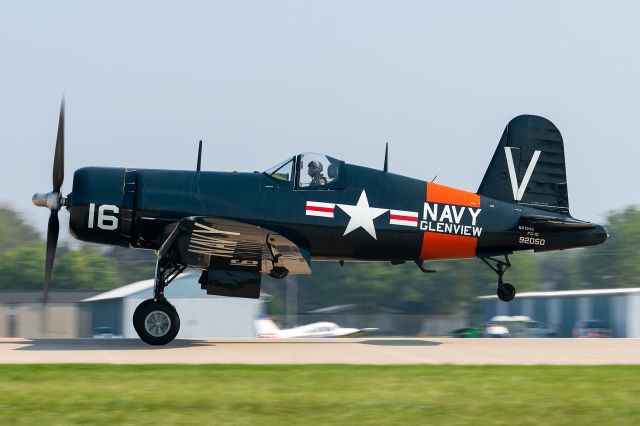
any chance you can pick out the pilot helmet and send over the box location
[308,160,323,175]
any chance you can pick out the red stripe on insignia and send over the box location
[390,214,418,222]
[306,206,334,213]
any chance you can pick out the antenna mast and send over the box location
[196,140,202,172]
[383,142,389,172]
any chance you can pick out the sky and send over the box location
[1,1,639,239]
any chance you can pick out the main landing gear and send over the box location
[133,256,186,345]
[480,255,516,302]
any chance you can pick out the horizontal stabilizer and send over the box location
[519,215,597,230]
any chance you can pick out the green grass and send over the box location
[0,365,638,425]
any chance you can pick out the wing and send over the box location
[158,216,311,297]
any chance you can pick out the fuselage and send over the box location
[66,162,607,263]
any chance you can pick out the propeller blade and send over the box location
[52,98,65,193]
[44,210,60,304]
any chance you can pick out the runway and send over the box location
[1,337,640,364]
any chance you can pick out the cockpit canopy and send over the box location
[264,153,344,189]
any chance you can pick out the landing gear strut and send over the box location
[133,255,186,345]
[266,234,289,279]
[152,256,186,303]
[480,255,516,302]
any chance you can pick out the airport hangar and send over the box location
[479,288,640,337]
[0,290,99,338]
[83,272,268,338]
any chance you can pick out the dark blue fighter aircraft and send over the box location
[33,101,607,344]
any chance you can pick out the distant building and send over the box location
[83,272,268,338]
[479,288,640,337]
[0,291,100,338]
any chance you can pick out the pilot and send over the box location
[307,161,327,186]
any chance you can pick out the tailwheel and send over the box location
[497,282,516,302]
[133,299,180,345]
[480,255,517,303]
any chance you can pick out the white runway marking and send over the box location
[1,338,640,365]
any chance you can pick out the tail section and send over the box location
[478,115,569,213]
[254,315,280,338]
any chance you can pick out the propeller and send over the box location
[32,98,66,304]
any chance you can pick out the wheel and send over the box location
[133,299,180,345]
[497,283,516,302]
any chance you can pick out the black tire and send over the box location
[497,283,516,302]
[133,299,180,345]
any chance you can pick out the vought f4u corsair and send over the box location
[33,101,607,344]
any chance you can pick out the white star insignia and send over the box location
[336,190,388,239]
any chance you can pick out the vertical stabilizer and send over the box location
[477,115,569,212]
[255,315,280,338]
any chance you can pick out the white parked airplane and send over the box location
[255,316,372,338]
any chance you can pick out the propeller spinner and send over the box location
[32,98,67,304]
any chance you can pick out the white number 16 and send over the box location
[88,203,119,230]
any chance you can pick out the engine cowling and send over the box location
[68,167,136,247]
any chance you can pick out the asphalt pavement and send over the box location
[1,337,639,364]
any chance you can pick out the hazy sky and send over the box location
[1,1,639,238]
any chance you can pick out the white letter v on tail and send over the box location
[504,147,541,201]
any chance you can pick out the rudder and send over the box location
[477,115,569,212]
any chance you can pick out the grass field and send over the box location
[0,365,638,425]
